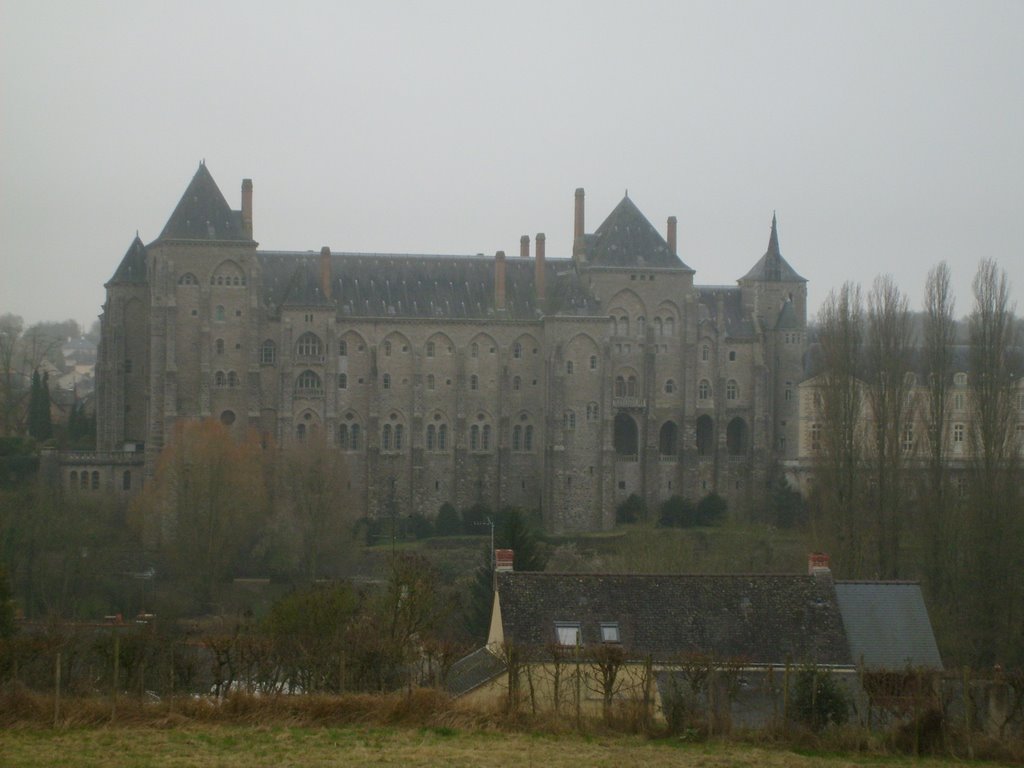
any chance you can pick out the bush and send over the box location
[695,493,727,526]
[460,503,491,535]
[406,513,434,540]
[658,495,696,528]
[434,503,461,537]
[791,666,849,732]
[615,494,647,525]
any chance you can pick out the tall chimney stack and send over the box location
[667,216,677,256]
[520,234,530,259]
[320,246,332,300]
[573,187,585,259]
[495,251,507,311]
[241,179,253,238]
[535,233,546,305]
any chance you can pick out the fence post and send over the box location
[111,630,119,722]
[53,651,61,728]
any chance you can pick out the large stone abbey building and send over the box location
[87,163,808,531]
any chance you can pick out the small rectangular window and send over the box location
[600,623,620,643]
[555,622,581,647]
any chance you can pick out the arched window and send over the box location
[471,342,479,358]
[260,340,276,365]
[470,424,480,451]
[215,338,225,354]
[382,424,392,451]
[512,425,522,451]
[383,340,392,357]
[470,374,479,391]
[382,373,391,389]
[590,355,598,370]
[610,316,618,336]
[80,471,88,489]
[698,379,711,400]
[664,379,675,394]
[613,413,638,456]
[696,415,714,456]
[564,410,576,430]
[784,381,792,401]
[91,471,100,489]
[296,423,307,440]
[215,371,226,388]
[566,360,574,375]
[659,421,678,457]
[701,344,710,362]
[586,402,599,421]
[654,317,663,336]
[512,376,521,391]
[338,373,347,389]
[437,424,447,450]
[619,316,629,336]
[615,376,626,397]
[426,341,435,357]
[512,342,522,359]
[627,376,638,396]
[339,340,347,356]
[524,424,533,451]
[426,424,436,450]
[394,424,403,451]
[296,332,323,357]
[482,424,491,451]
[726,380,738,400]
[178,273,197,285]
[296,369,321,392]
[427,374,435,390]
[726,417,748,455]
[350,423,361,451]
[339,423,349,448]
[215,305,225,321]
[227,371,239,388]
[637,316,646,336]
[664,317,675,337]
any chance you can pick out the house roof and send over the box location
[158,162,250,242]
[444,646,507,696]
[834,582,943,670]
[257,252,601,319]
[740,214,806,283]
[108,235,148,285]
[696,287,758,339]
[495,572,852,666]
[584,196,692,271]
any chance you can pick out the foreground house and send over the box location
[448,553,942,726]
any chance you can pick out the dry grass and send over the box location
[0,689,1019,767]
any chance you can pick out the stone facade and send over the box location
[91,163,808,532]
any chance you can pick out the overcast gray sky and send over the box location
[2,1,1021,330]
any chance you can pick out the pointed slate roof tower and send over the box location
[106,234,148,284]
[158,162,251,242]
[740,213,805,283]
[584,195,692,270]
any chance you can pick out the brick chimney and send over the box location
[808,552,831,576]
[573,187,585,260]
[535,233,546,304]
[495,251,506,311]
[520,234,530,259]
[667,216,677,256]
[495,549,514,572]
[320,246,332,300]
[241,179,253,238]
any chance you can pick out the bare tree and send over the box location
[864,275,914,578]
[814,283,867,576]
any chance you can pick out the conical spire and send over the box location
[107,234,148,284]
[158,163,250,242]
[767,211,780,257]
[738,213,806,283]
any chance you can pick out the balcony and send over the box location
[294,387,323,399]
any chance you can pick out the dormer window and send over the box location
[555,621,581,647]
[600,622,620,644]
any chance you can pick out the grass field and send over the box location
[0,725,1001,768]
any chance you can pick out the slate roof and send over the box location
[445,646,507,696]
[257,252,600,319]
[834,582,942,670]
[495,572,852,666]
[696,287,757,339]
[108,235,148,285]
[584,196,692,271]
[158,162,250,242]
[775,299,801,330]
[740,214,806,283]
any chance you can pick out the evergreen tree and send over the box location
[27,370,52,441]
